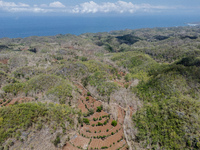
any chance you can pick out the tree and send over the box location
[111,120,117,127]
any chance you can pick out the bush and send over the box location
[111,120,117,127]
[93,117,98,121]
[80,56,88,61]
[83,118,90,125]
[101,146,108,149]
[87,92,91,96]
[53,135,60,147]
[104,120,107,125]
[96,105,103,112]
[102,115,107,118]
[96,122,103,126]
[88,108,94,116]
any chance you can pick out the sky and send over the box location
[0,0,200,16]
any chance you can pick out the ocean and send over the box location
[0,15,199,38]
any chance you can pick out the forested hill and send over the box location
[0,26,200,149]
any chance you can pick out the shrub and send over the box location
[86,97,89,101]
[53,135,60,147]
[101,146,108,149]
[88,108,94,116]
[111,120,117,127]
[80,56,88,61]
[87,92,91,96]
[96,122,103,126]
[93,117,98,121]
[102,115,107,118]
[86,130,91,133]
[96,105,103,112]
[104,120,107,125]
[83,118,90,125]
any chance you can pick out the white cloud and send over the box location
[72,1,173,14]
[49,1,65,8]
[0,0,66,13]
[0,1,29,8]
[0,0,182,14]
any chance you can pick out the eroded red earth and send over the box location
[63,83,129,150]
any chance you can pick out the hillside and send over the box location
[0,26,200,150]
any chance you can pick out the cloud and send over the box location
[72,1,173,14]
[0,0,187,14]
[0,1,29,8]
[0,0,67,13]
[49,1,65,8]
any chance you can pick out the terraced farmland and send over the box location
[63,83,129,150]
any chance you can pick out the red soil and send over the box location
[64,83,128,150]
[0,97,35,107]
[78,99,88,113]
[63,142,80,150]
[0,59,8,64]
[88,130,124,149]
[117,107,126,124]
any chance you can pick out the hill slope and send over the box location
[0,26,200,149]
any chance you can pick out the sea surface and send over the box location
[0,15,199,38]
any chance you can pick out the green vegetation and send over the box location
[81,60,119,98]
[88,108,94,116]
[103,120,107,125]
[0,26,200,149]
[83,118,90,125]
[111,51,159,81]
[53,135,61,147]
[111,120,117,127]
[0,102,78,145]
[101,146,108,149]
[96,105,103,112]
[96,122,103,126]
[3,74,74,104]
[86,96,89,101]
[133,62,200,149]
[93,118,98,121]
[87,92,91,96]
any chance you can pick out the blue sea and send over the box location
[0,15,199,38]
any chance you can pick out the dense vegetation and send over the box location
[0,26,200,149]
[0,102,79,145]
[133,63,200,149]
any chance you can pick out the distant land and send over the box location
[187,22,200,26]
